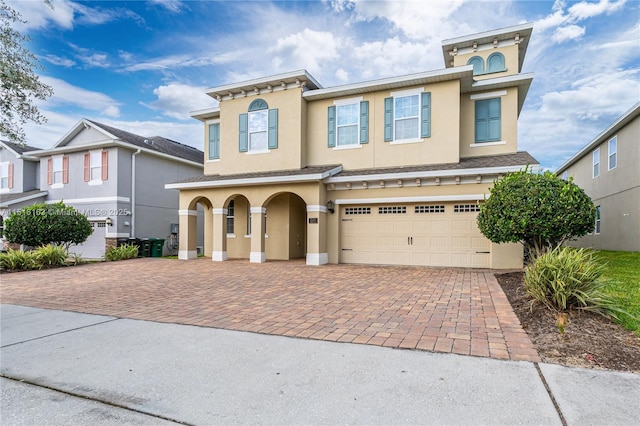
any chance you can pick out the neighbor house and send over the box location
[166,23,539,269]
[2,120,205,258]
[556,102,640,252]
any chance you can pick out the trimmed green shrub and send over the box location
[32,244,67,269]
[524,246,624,318]
[0,249,36,271]
[104,243,139,261]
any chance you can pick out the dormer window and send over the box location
[239,99,278,153]
[487,53,506,73]
[467,56,484,75]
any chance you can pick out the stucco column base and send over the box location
[212,251,228,261]
[178,250,198,260]
[250,251,266,263]
[306,253,329,265]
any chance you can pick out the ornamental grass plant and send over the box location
[104,243,139,261]
[524,246,626,319]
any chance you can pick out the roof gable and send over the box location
[0,140,41,157]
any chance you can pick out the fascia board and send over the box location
[325,164,537,184]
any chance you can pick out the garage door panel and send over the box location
[340,203,491,268]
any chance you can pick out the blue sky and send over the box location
[13,0,640,171]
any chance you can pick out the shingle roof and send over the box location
[333,151,539,177]
[86,120,204,164]
[0,190,48,208]
[1,140,41,155]
[174,165,342,184]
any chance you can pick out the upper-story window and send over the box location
[239,99,278,154]
[327,97,369,148]
[467,56,484,75]
[608,136,617,170]
[475,98,501,143]
[486,53,506,73]
[208,122,220,160]
[0,162,13,190]
[48,155,69,187]
[593,148,600,178]
[84,150,108,184]
[384,89,431,143]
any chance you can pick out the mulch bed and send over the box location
[496,272,640,373]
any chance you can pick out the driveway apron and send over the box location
[0,258,539,362]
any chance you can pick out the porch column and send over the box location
[250,206,266,263]
[306,205,328,265]
[178,209,198,260]
[211,208,228,261]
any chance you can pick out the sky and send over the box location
[11,0,640,171]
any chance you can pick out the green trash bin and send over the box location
[150,238,165,257]
[138,239,151,257]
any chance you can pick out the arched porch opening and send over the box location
[179,196,211,260]
[224,194,251,260]
[263,192,307,261]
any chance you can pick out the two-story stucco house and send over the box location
[2,120,205,258]
[556,102,640,252]
[167,23,539,269]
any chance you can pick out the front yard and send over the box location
[599,250,640,334]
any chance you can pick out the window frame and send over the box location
[384,88,430,144]
[52,156,64,185]
[226,200,235,235]
[0,162,10,190]
[593,148,600,178]
[474,97,501,143]
[248,109,268,153]
[208,121,220,161]
[608,136,617,171]
[595,206,601,235]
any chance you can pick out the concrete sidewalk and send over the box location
[1,304,638,425]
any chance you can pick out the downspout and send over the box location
[131,149,141,237]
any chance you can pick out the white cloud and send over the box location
[335,68,349,83]
[147,0,188,14]
[567,0,626,20]
[40,76,121,117]
[143,83,214,120]
[552,24,586,43]
[269,29,342,74]
[42,54,76,67]
[11,0,75,30]
[353,37,440,80]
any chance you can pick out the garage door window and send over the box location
[454,204,481,213]
[415,205,445,213]
[344,207,371,215]
[379,206,406,214]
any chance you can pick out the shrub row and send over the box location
[0,245,69,271]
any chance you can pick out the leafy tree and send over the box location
[1,0,53,144]
[4,202,93,251]
[477,169,596,257]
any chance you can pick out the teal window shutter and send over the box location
[268,108,278,149]
[239,113,248,152]
[384,97,393,141]
[475,98,501,143]
[327,106,336,148]
[360,101,369,144]
[420,92,431,138]
[208,123,220,159]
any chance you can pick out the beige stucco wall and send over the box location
[306,80,461,170]
[453,44,520,78]
[204,88,305,175]
[459,87,519,158]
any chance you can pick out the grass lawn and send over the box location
[597,250,640,335]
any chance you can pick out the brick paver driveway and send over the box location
[0,258,539,362]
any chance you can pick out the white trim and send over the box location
[88,180,103,186]
[212,251,228,261]
[469,141,507,148]
[333,96,363,106]
[51,183,64,189]
[178,250,198,260]
[325,165,533,184]
[333,144,362,151]
[335,194,487,205]
[226,233,236,238]
[165,166,343,190]
[105,232,130,238]
[250,207,267,214]
[206,159,221,163]
[250,251,266,263]
[46,196,130,204]
[390,139,423,146]
[246,149,271,155]
[179,209,198,216]
[470,90,507,100]
[390,87,424,98]
[608,135,617,171]
[307,205,328,213]
[306,253,329,266]
[212,208,228,215]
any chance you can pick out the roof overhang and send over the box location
[325,164,539,184]
[304,67,475,101]
[442,23,533,72]
[466,73,533,115]
[191,107,220,122]
[206,70,322,102]
[556,101,640,173]
[0,190,48,208]
[24,141,203,168]
[166,166,343,190]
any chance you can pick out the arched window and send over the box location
[487,52,506,73]
[239,99,278,153]
[248,99,268,111]
[467,56,484,75]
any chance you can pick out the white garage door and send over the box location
[340,203,490,268]
[69,221,106,259]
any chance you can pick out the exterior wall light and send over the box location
[327,200,335,214]
[105,217,113,226]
